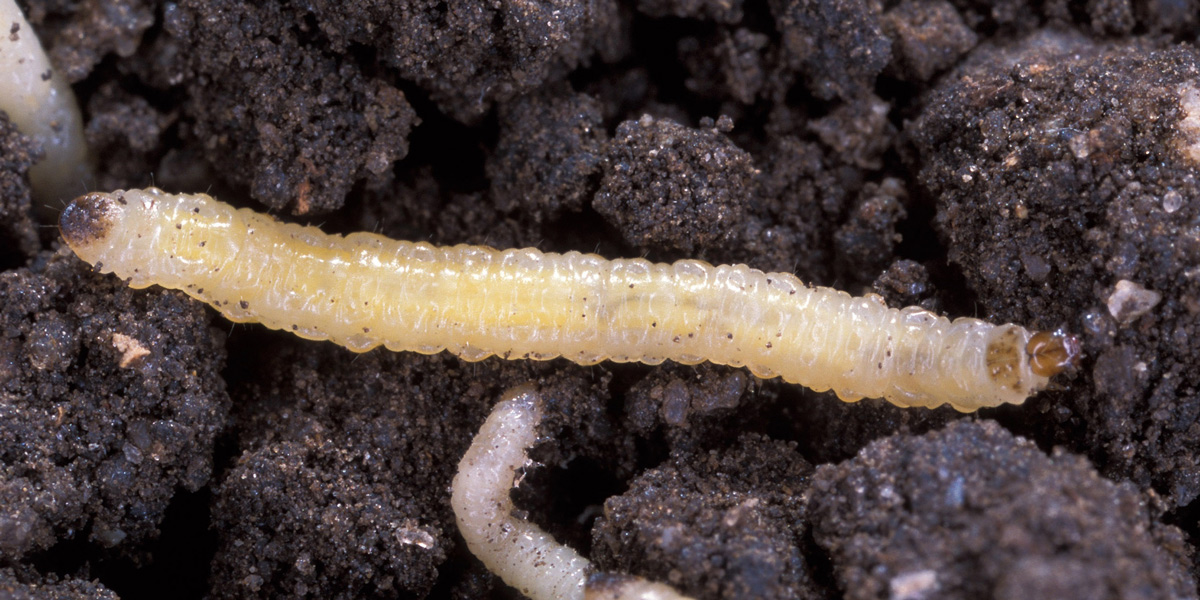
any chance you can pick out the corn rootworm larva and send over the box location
[59,188,1079,411]
[452,384,695,600]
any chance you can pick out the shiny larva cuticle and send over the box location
[60,187,1071,412]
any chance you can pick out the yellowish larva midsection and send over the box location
[59,188,1075,412]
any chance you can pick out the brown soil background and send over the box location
[3,0,1200,598]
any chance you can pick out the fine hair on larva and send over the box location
[451,384,695,600]
[58,187,1080,412]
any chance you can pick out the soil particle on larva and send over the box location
[0,250,228,562]
[910,30,1200,507]
[810,421,1196,599]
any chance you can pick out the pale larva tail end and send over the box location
[60,192,122,259]
[975,326,1080,412]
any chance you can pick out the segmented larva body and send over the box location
[452,384,696,600]
[452,385,591,600]
[59,188,1078,412]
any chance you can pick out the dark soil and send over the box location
[3,0,1200,598]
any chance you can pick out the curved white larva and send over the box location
[59,188,1072,412]
[452,385,696,600]
[0,0,93,204]
[452,385,590,600]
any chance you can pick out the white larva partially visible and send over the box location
[0,0,93,203]
[59,188,1079,412]
[451,385,590,600]
[451,384,695,600]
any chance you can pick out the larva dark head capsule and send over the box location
[59,192,121,252]
[1026,330,1082,378]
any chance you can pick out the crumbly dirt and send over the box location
[4,0,1200,599]
[909,29,1200,508]
[0,250,228,563]
[1,565,120,599]
[0,114,39,268]
[154,0,420,214]
[593,114,755,256]
[210,346,625,599]
[590,433,821,599]
[488,86,609,224]
[810,420,1196,600]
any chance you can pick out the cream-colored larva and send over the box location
[0,0,93,204]
[451,385,590,600]
[59,188,1078,412]
[452,384,695,600]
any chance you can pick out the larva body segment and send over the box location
[452,384,696,600]
[60,188,1076,412]
[451,385,591,600]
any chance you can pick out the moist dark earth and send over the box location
[2,0,1200,598]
